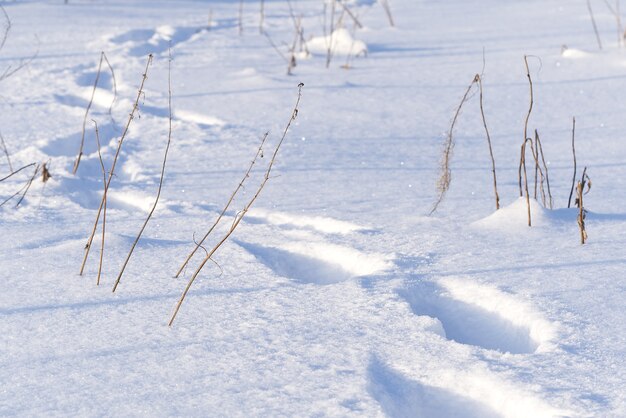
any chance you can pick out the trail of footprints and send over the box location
[235,210,560,417]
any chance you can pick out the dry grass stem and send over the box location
[576,167,591,244]
[238,0,244,36]
[168,83,304,326]
[0,162,34,182]
[93,121,108,286]
[337,0,363,29]
[113,51,174,292]
[603,0,624,47]
[476,74,500,210]
[0,131,12,173]
[259,0,265,34]
[430,76,477,215]
[568,117,577,208]
[79,54,153,276]
[174,131,270,278]
[0,163,39,208]
[534,130,553,208]
[587,0,603,49]
[520,138,532,227]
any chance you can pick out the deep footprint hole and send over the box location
[399,282,539,354]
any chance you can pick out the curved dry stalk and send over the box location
[93,121,108,286]
[0,162,35,182]
[0,5,10,53]
[587,0,603,50]
[568,117,577,208]
[79,54,153,276]
[174,131,269,279]
[476,74,499,210]
[0,131,12,172]
[73,52,105,175]
[0,163,39,208]
[113,51,174,292]
[534,130,553,209]
[430,76,477,215]
[520,138,533,227]
[519,56,534,196]
[168,83,304,327]
[102,52,118,125]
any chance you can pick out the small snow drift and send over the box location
[472,197,577,230]
[247,208,372,235]
[306,28,367,57]
[367,358,500,418]
[236,240,392,285]
[399,279,556,354]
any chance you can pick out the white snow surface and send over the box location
[1,0,625,417]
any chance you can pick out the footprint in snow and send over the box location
[106,25,206,56]
[398,278,557,354]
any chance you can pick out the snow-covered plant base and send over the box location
[0,1,625,417]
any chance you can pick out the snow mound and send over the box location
[560,47,590,59]
[472,197,577,230]
[306,28,367,57]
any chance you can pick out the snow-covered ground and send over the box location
[1,0,625,416]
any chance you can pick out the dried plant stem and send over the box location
[430,76,477,215]
[73,52,105,175]
[168,83,304,326]
[380,0,395,27]
[79,54,153,276]
[587,0,603,50]
[534,130,553,209]
[0,131,12,172]
[102,52,118,124]
[324,0,337,68]
[0,163,39,208]
[0,162,35,182]
[519,56,534,196]
[476,74,499,210]
[174,131,270,279]
[337,0,363,29]
[259,0,265,34]
[113,52,174,292]
[93,121,108,286]
[603,0,623,47]
[576,167,590,244]
[0,5,10,52]
[520,138,532,227]
[568,117,577,208]
[238,0,244,36]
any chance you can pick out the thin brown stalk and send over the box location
[576,167,590,244]
[0,5,10,53]
[113,51,174,292]
[568,117,577,208]
[0,131,12,172]
[325,0,337,68]
[73,52,105,175]
[93,121,107,286]
[0,164,39,208]
[259,0,265,34]
[238,0,244,36]
[430,76,477,215]
[174,131,270,279]
[519,56,534,196]
[587,0,603,50]
[337,0,363,29]
[0,162,34,182]
[476,74,499,210]
[380,0,395,27]
[534,130,553,209]
[520,138,532,227]
[79,54,153,276]
[603,0,624,47]
[528,134,547,207]
[102,52,118,125]
[168,83,304,326]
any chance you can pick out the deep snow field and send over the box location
[1,0,625,416]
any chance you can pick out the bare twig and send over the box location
[0,131,12,172]
[259,0,265,34]
[0,162,36,182]
[534,130,553,209]
[430,76,477,215]
[324,0,337,68]
[168,83,304,326]
[519,56,534,196]
[476,74,499,210]
[603,0,624,47]
[93,120,108,286]
[79,54,153,276]
[73,52,105,175]
[174,131,270,278]
[113,50,174,292]
[238,0,244,36]
[337,0,363,29]
[102,52,118,125]
[576,167,590,244]
[568,117,577,208]
[587,0,603,50]
[520,138,532,227]
[14,163,40,208]
[379,0,395,27]
[0,5,11,53]
[0,163,39,208]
